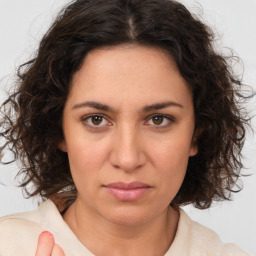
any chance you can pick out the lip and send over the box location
[104,182,152,202]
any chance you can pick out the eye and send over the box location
[82,114,111,127]
[146,114,174,127]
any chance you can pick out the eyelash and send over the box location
[81,114,111,128]
[145,114,175,128]
[81,113,175,129]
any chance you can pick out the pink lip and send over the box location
[104,182,152,202]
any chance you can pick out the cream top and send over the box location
[0,200,251,256]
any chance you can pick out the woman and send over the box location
[0,0,252,255]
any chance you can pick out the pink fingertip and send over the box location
[40,231,54,240]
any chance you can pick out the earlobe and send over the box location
[189,129,200,156]
[58,141,67,152]
[189,142,198,156]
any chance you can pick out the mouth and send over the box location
[103,182,152,202]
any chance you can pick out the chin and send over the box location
[103,205,156,227]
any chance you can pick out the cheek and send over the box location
[146,139,190,205]
[66,143,104,199]
[66,137,108,178]
[151,136,192,169]
[148,134,192,193]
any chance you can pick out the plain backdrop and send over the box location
[0,0,255,254]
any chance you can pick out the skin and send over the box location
[36,44,197,256]
[36,232,64,256]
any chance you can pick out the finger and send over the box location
[35,231,55,256]
[52,244,65,256]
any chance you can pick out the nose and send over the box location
[109,125,146,172]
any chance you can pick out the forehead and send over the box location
[67,44,192,109]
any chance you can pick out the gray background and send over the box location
[0,0,255,254]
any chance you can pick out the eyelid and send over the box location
[81,113,112,128]
[81,113,175,129]
[145,114,175,127]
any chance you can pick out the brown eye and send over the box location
[91,116,103,125]
[146,114,174,128]
[82,114,111,128]
[152,116,164,125]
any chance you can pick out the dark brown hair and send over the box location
[0,0,249,209]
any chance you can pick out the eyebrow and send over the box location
[142,101,183,112]
[72,101,114,112]
[72,101,183,112]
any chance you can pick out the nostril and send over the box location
[111,154,145,172]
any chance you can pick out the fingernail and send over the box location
[40,231,54,241]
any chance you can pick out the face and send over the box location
[60,45,197,226]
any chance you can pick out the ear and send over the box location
[189,128,201,156]
[189,136,198,156]
[58,140,68,152]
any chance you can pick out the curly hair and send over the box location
[0,0,249,210]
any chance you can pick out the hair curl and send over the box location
[0,0,250,210]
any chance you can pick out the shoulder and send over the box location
[188,215,249,255]
[167,208,251,256]
[0,200,56,256]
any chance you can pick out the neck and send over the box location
[63,198,179,256]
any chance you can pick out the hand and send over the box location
[35,231,65,256]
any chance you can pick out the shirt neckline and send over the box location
[39,199,188,256]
